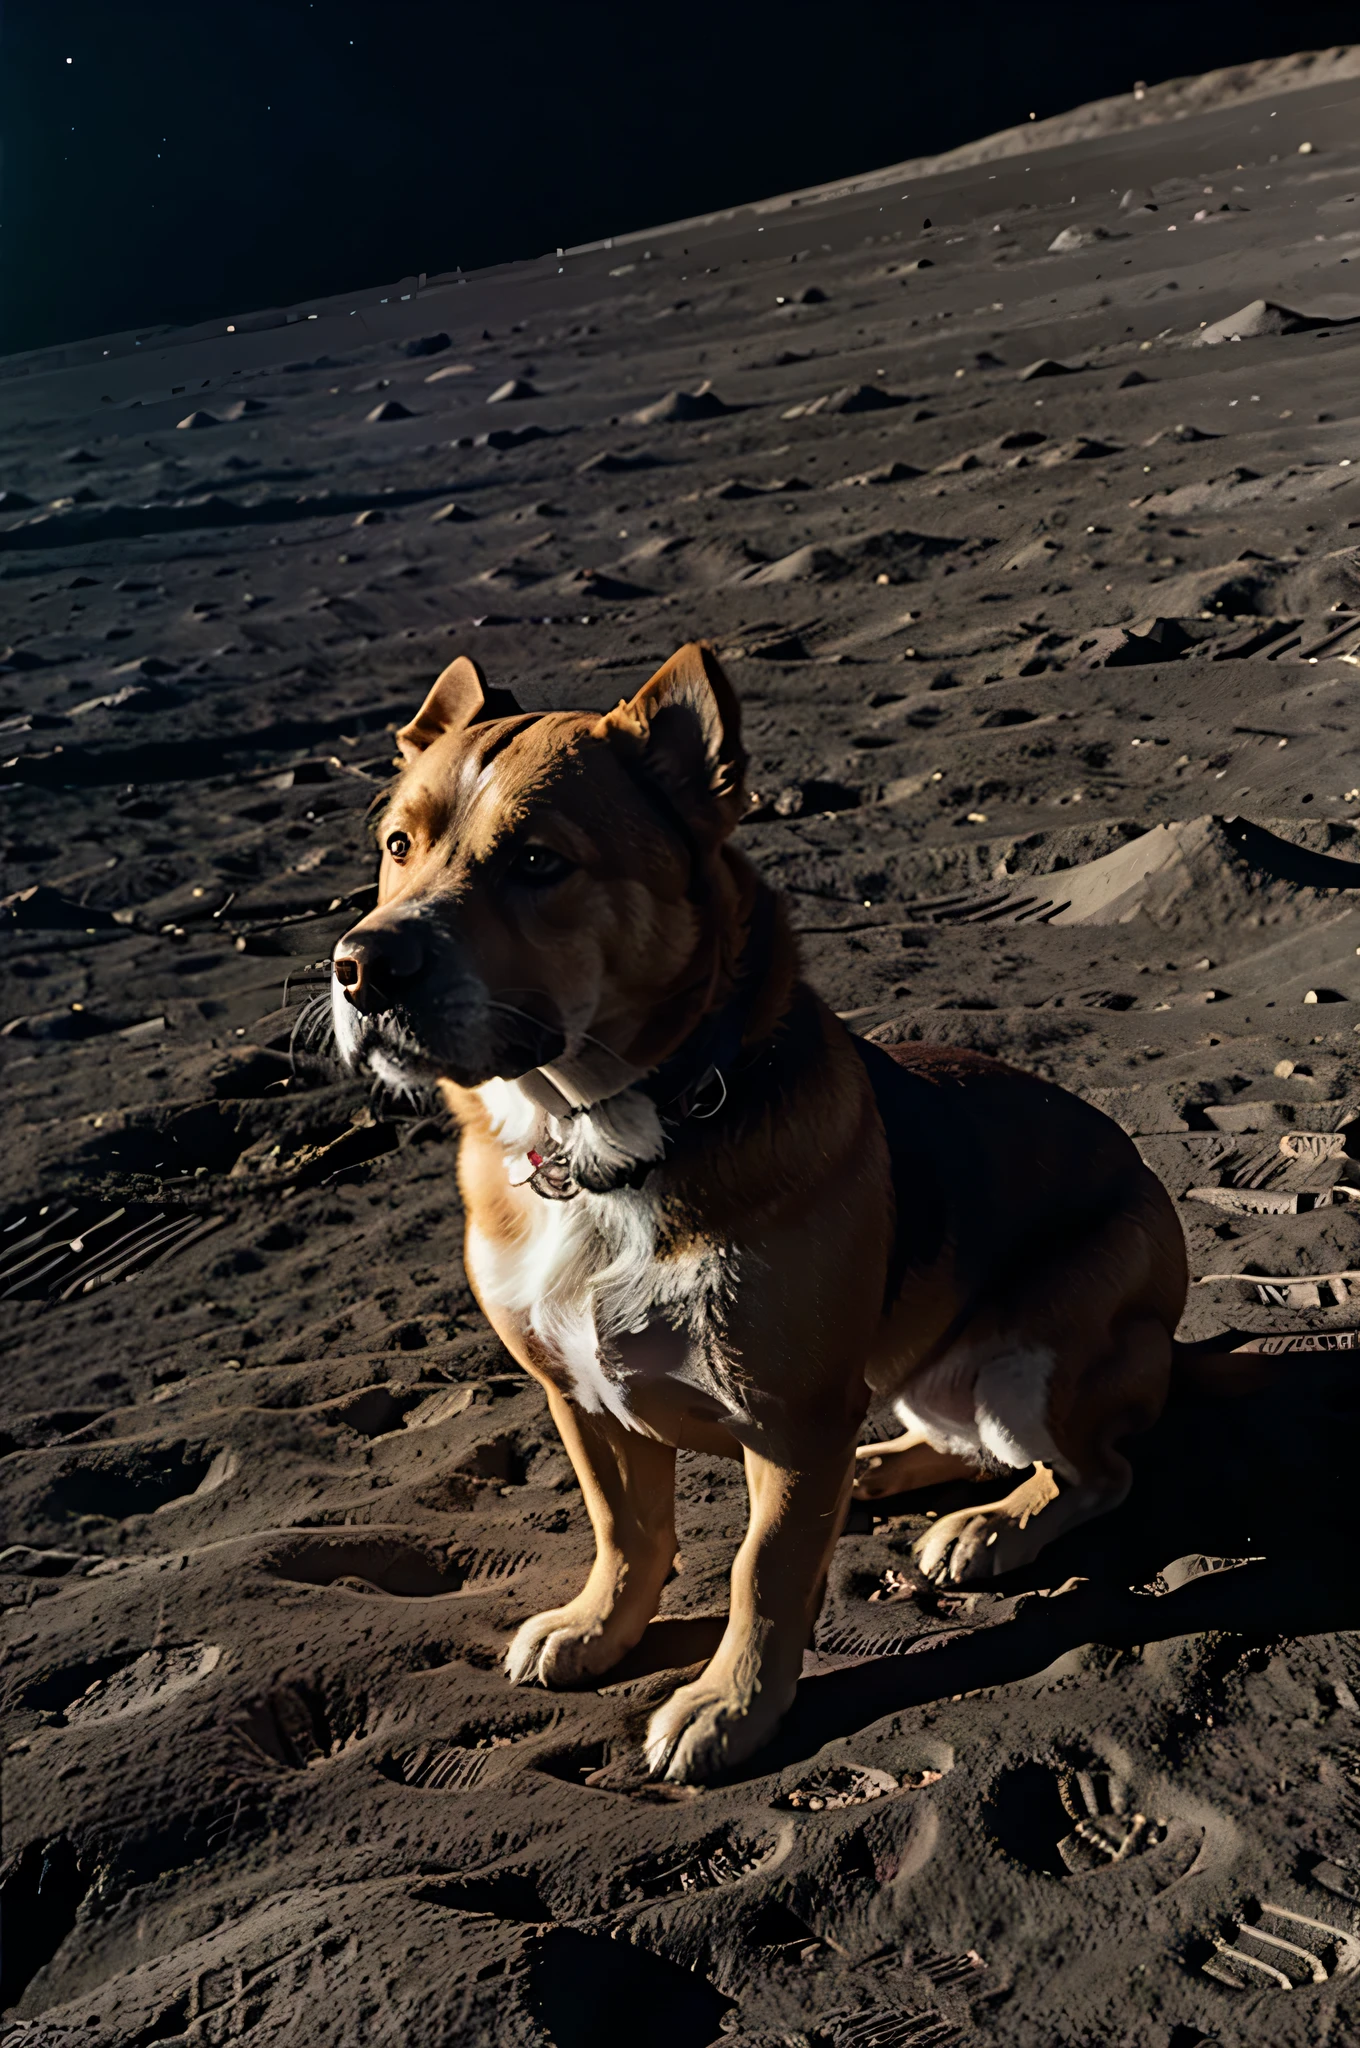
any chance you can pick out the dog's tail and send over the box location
[1170,1332,1349,1396]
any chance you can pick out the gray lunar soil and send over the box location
[7,46,1360,2048]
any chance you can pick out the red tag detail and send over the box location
[528,1149,544,1169]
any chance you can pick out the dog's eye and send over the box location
[508,844,573,886]
[385,830,412,861]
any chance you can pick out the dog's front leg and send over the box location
[645,1442,854,1784]
[505,1385,676,1688]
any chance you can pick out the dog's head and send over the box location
[331,642,748,1093]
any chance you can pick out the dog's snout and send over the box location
[333,921,426,1010]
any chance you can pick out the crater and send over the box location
[302,1381,503,1439]
[984,1756,1198,1880]
[66,1643,222,1724]
[524,1927,732,2048]
[40,1442,225,1521]
[0,1838,90,2008]
[233,1675,372,1768]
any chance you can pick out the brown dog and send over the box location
[331,642,1189,1783]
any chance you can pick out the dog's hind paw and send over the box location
[914,1508,1021,1585]
[913,1465,1065,1585]
[852,1436,984,1501]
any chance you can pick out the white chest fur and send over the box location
[464,1079,731,1432]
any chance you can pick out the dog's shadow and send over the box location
[605,1355,1360,1776]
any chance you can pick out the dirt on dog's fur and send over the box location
[7,50,1360,2048]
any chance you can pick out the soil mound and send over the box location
[909,816,1360,929]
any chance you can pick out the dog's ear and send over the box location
[395,655,524,762]
[601,642,747,840]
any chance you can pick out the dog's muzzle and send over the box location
[331,914,565,1087]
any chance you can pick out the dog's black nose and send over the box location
[333,920,426,1010]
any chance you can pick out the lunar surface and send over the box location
[6,46,1360,2047]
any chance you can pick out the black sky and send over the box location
[2,0,1358,357]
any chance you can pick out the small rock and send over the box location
[1304,988,1346,1004]
[175,411,218,430]
[220,397,268,419]
[1039,435,1122,464]
[1118,369,1152,387]
[834,460,921,486]
[1274,1059,1296,1078]
[1119,187,1157,212]
[112,655,176,677]
[1144,423,1219,444]
[487,377,539,403]
[0,489,37,511]
[577,450,659,474]
[1196,298,1360,346]
[353,507,385,525]
[746,633,809,662]
[475,424,548,449]
[785,383,906,421]
[562,568,647,601]
[429,501,477,523]
[1019,358,1081,381]
[365,399,415,422]
[68,685,154,716]
[822,383,904,414]
[403,331,451,358]
[61,447,101,463]
[632,381,731,425]
[764,779,860,819]
[1048,225,1111,253]
[424,363,476,382]
[119,1016,168,1044]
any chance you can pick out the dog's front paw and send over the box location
[644,1674,791,1784]
[504,1605,615,1688]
